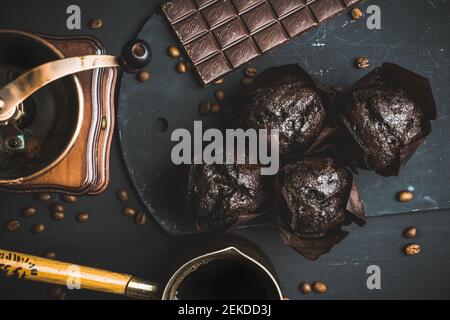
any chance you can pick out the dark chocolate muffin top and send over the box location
[243,81,326,155]
[188,163,265,230]
[342,86,426,171]
[280,155,352,239]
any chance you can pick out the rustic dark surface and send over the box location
[0,0,450,300]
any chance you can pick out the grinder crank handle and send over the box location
[0,55,119,122]
[0,249,158,300]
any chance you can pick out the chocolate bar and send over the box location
[162,0,363,85]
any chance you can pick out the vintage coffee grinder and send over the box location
[0,30,149,195]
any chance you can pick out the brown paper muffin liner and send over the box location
[337,62,437,176]
[274,145,366,260]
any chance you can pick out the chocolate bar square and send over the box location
[162,0,364,85]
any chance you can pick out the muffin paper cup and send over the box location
[274,146,366,260]
[338,62,437,176]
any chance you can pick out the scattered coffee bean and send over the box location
[135,212,147,225]
[351,8,363,20]
[5,220,20,232]
[62,194,77,203]
[22,206,36,218]
[245,67,257,77]
[44,252,56,259]
[36,192,52,203]
[214,78,224,85]
[52,211,65,222]
[32,223,45,234]
[299,282,312,294]
[215,89,225,101]
[48,286,63,298]
[404,243,421,256]
[137,70,151,82]
[116,189,129,203]
[76,212,89,223]
[168,46,181,59]
[210,102,221,114]
[89,18,103,30]
[198,101,211,116]
[397,190,414,202]
[404,226,417,239]
[123,207,137,217]
[56,291,67,300]
[101,117,107,131]
[176,61,188,73]
[312,282,327,294]
[331,85,344,92]
[241,76,253,85]
[355,56,370,69]
[51,203,66,213]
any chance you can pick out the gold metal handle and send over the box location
[0,249,158,300]
[0,55,119,122]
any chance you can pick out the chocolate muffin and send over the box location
[243,69,326,155]
[187,163,265,231]
[278,155,353,239]
[341,85,427,172]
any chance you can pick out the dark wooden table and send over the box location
[0,0,449,300]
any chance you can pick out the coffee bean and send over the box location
[397,190,414,203]
[168,46,181,59]
[56,291,66,300]
[48,286,63,298]
[214,78,224,85]
[32,223,45,234]
[240,76,254,85]
[210,103,221,114]
[52,211,65,221]
[116,189,129,203]
[137,71,151,82]
[44,252,56,259]
[355,56,370,69]
[404,243,421,256]
[215,89,225,101]
[90,18,103,30]
[299,282,312,294]
[331,85,344,92]
[198,101,211,116]
[351,8,363,20]
[62,194,77,203]
[51,203,66,213]
[176,61,188,73]
[245,67,257,78]
[36,192,52,202]
[403,226,417,239]
[123,207,137,217]
[22,206,36,218]
[6,220,20,231]
[135,212,147,225]
[312,282,327,294]
[76,212,89,223]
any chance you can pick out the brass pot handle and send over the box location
[0,55,119,122]
[0,249,158,300]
